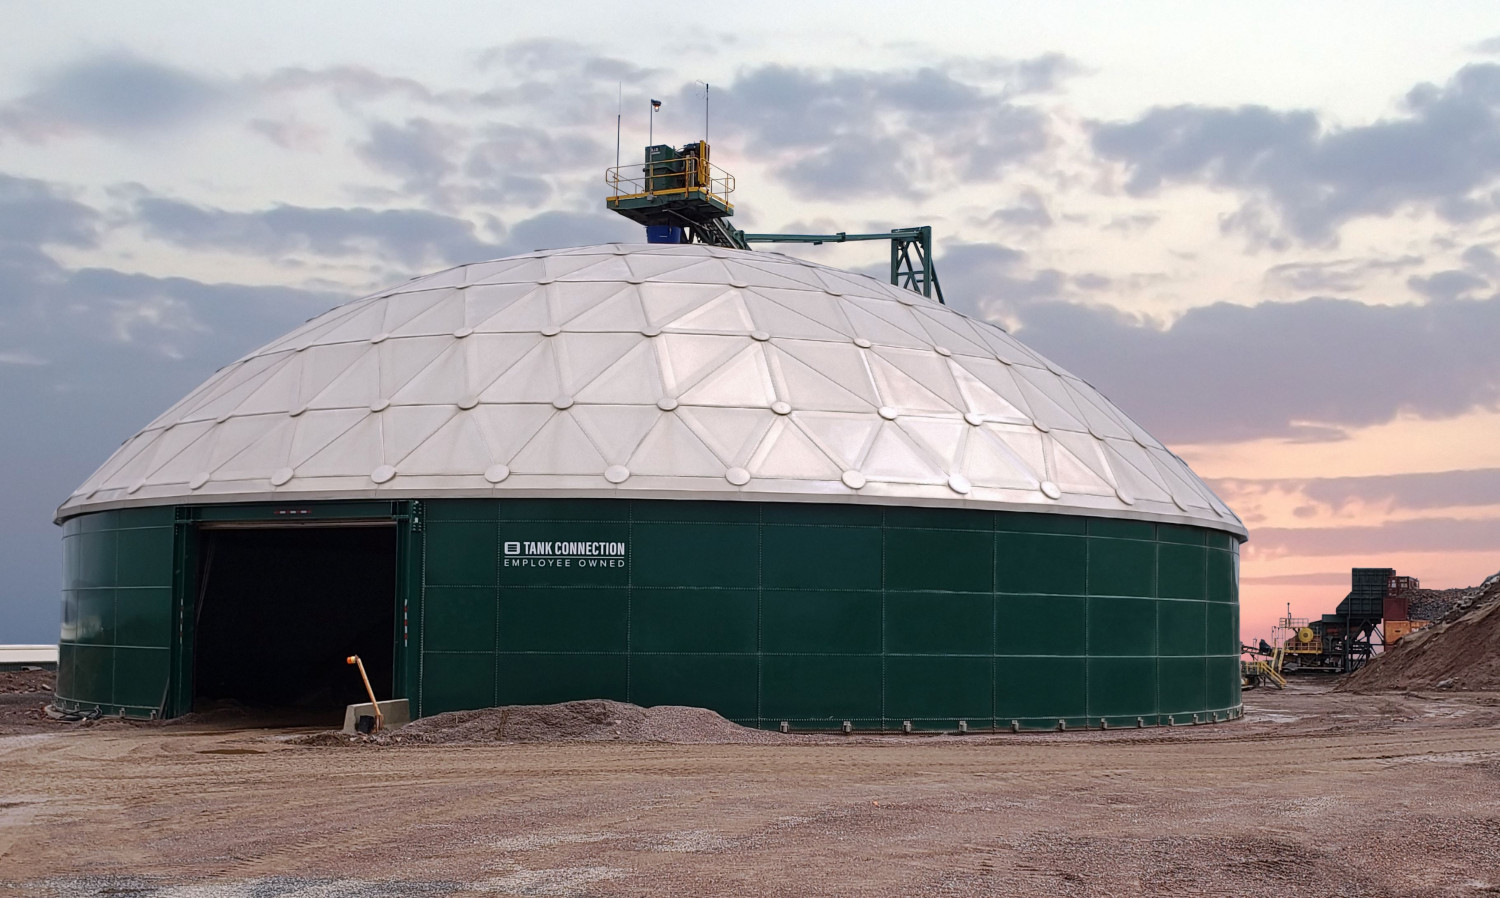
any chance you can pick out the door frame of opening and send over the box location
[165,500,423,719]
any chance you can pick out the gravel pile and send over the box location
[1342,570,1500,692]
[1406,586,1472,622]
[306,699,796,746]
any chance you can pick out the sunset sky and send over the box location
[3,2,1499,643]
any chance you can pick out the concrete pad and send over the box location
[342,699,410,734]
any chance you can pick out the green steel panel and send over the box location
[425,521,499,587]
[116,527,174,587]
[115,587,172,647]
[1087,537,1156,597]
[1158,544,1207,599]
[761,503,881,527]
[1208,656,1239,708]
[995,657,1085,720]
[423,586,497,652]
[1206,603,1236,655]
[1087,518,1154,541]
[69,644,114,706]
[761,526,883,589]
[495,652,628,706]
[112,647,169,709]
[1159,657,1207,714]
[886,592,992,655]
[761,654,882,722]
[499,588,629,652]
[885,528,992,593]
[496,498,630,520]
[995,512,1085,534]
[995,594,1085,656]
[1207,532,1236,550]
[76,509,118,533]
[885,506,991,531]
[424,499,496,522]
[1088,597,1157,655]
[59,588,78,643]
[1207,549,1235,603]
[1088,657,1157,717]
[761,590,881,654]
[632,500,760,523]
[884,655,992,723]
[1158,524,1206,545]
[421,651,496,715]
[630,654,758,719]
[995,532,1086,594]
[1158,600,1208,656]
[76,529,117,590]
[631,522,758,587]
[74,589,114,645]
[631,588,757,653]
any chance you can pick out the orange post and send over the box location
[345,654,384,732]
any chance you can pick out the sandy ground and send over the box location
[2,680,1500,897]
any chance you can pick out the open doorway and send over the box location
[193,525,397,719]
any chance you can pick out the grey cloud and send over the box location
[1264,255,1423,293]
[356,118,461,198]
[477,39,661,84]
[1462,244,1500,276]
[701,64,1052,198]
[942,53,1085,96]
[987,189,1053,229]
[1408,269,1489,302]
[0,234,339,643]
[1247,517,1500,557]
[134,197,503,268]
[1214,468,1500,515]
[1240,572,1358,587]
[1103,213,1159,233]
[1474,36,1500,56]
[495,210,637,255]
[0,174,99,248]
[0,54,226,140]
[1092,63,1500,244]
[258,66,447,105]
[936,239,1500,443]
[936,242,1065,318]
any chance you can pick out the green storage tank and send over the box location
[53,244,1245,730]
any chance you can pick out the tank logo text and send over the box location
[502,540,627,568]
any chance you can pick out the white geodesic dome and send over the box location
[58,243,1244,538]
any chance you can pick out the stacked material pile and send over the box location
[304,699,794,745]
[1407,586,1473,622]
[1341,571,1500,692]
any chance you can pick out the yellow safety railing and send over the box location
[606,151,735,205]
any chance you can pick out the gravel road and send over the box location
[2,681,1499,897]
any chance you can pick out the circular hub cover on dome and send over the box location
[57,244,1244,539]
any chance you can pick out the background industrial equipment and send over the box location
[607,140,944,303]
[1269,568,1435,673]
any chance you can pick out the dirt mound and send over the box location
[1341,570,1500,692]
[301,699,794,746]
[0,668,53,694]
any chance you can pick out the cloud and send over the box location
[0,54,227,141]
[987,189,1054,229]
[943,269,1500,442]
[1091,63,1500,244]
[0,174,99,248]
[1247,517,1500,557]
[1264,255,1423,294]
[495,210,637,255]
[1215,468,1500,514]
[134,197,503,268]
[355,117,462,199]
[1408,268,1490,302]
[701,63,1053,198]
